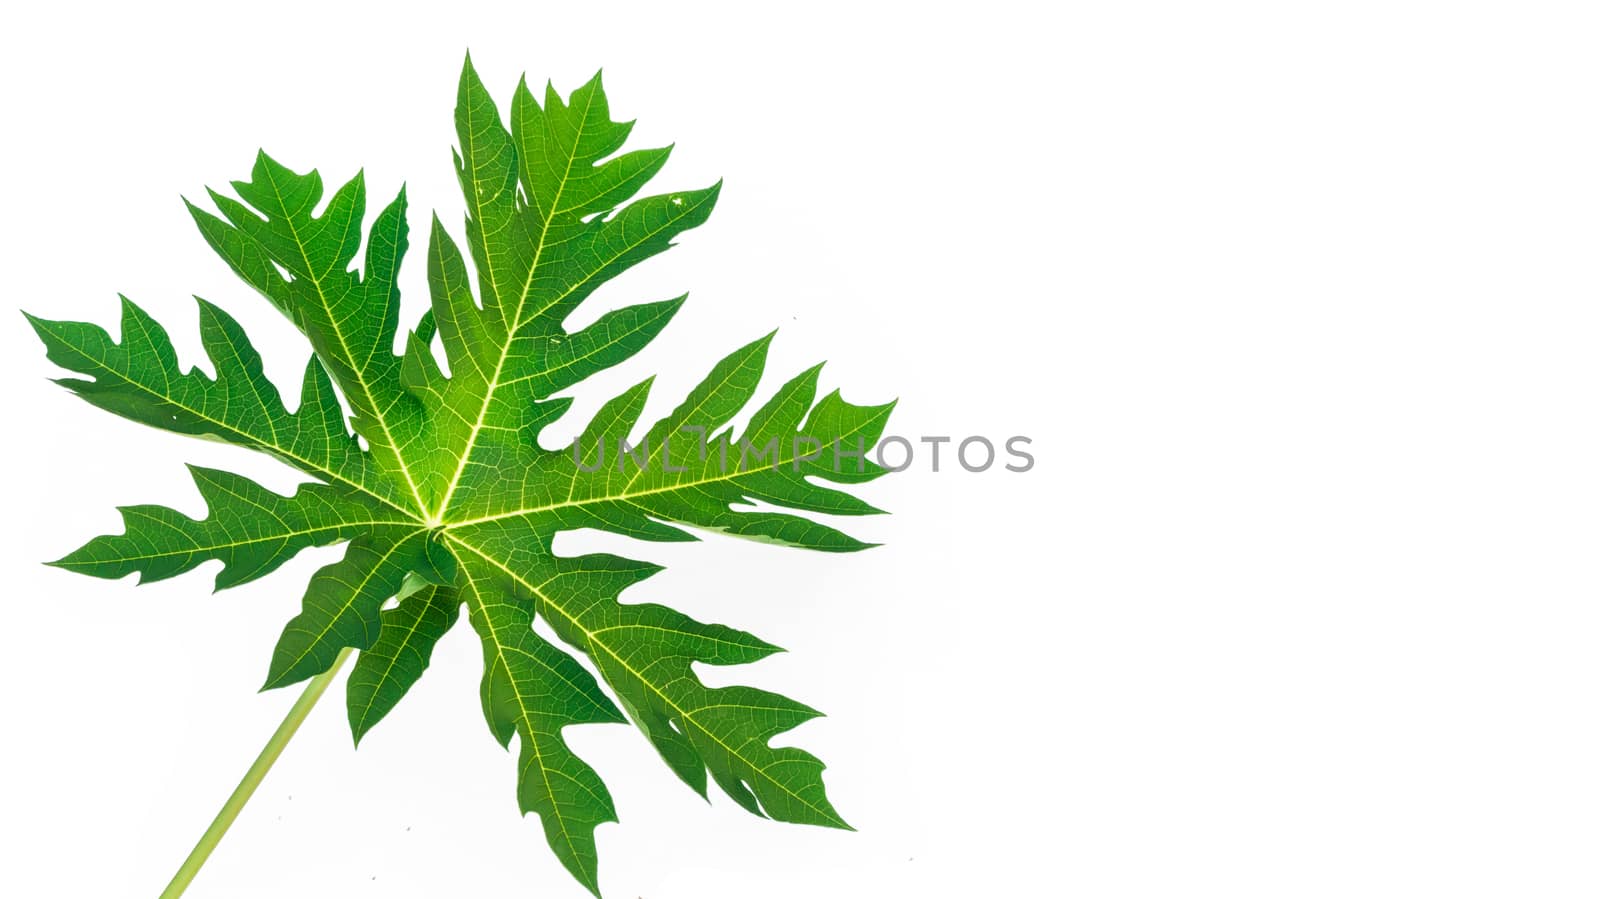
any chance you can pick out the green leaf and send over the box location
[264,529,429,689]
[26,296,397,508]
[31,53,895,896]
[460,552,624,894]
[347,584,460,743]
[50,465,407,589]
[188,152,433,512]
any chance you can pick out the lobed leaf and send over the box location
[26,296,396,507]
[347,583,461,743]
[33,53,895,897]
[51,465,407,589]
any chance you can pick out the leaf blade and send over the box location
[347,584,461,743]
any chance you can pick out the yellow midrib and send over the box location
[59,330,412,517]
[443,404,888,530]
[431,87,599,521]
[427,194,716,523]
[69,517,416,567]
[349,584,446,733]
[460,562,587,872]
[262,167,430,517]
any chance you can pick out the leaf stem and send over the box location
[158,647,354,899]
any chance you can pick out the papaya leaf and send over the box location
[30,54,894,897]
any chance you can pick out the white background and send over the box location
[3,1,1598,896]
